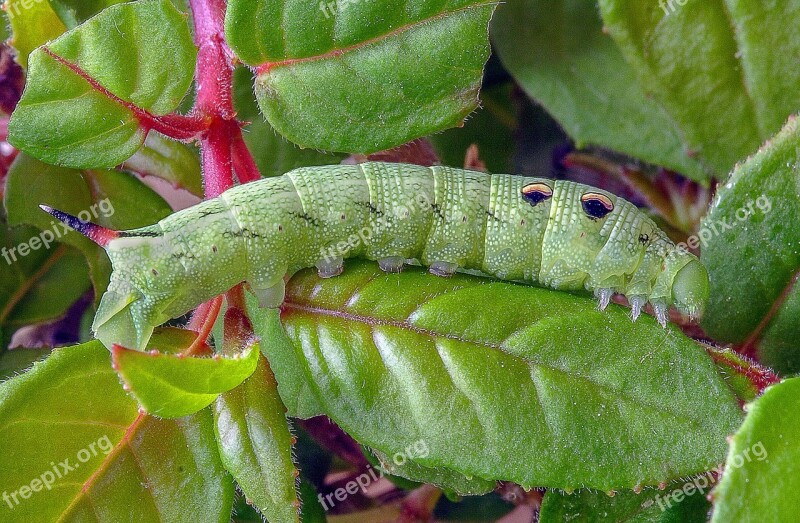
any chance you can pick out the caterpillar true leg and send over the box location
[630,296,647,322]
[652,301,669,328]
[595,288,613,311]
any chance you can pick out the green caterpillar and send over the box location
[43,162,709,351]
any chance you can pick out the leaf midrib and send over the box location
[282,301,713,426]
[255,2,498,73]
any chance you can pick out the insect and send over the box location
[42,162,709,351]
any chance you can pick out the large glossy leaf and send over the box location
[0,341,234,522]
[232,67,344,178]
[598,0,800,177]
[370,447,496,496]
[4,0,67,68]
[225,0,496,153]
[492,0,709,182]
[259,261,743,491]
[8,0,197,168]
[700,116,800,374]
[711,377,800,522]
[4,153,173,297]
[214,352,300,522]
[113,344,259,418]
[540,484,710,523]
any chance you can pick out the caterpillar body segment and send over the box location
[43,162,709,351]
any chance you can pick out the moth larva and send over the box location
[43,162,709,350]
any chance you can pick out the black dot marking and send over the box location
[639,233,650,245]
[151,269,159,276]
[211,245,218,253]
[278,225,283,232]
[521,183,553,206]
[580,192,614,220]
[340,213,346,220]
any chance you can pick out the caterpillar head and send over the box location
[40,205,166,351]
[671,258,709,320]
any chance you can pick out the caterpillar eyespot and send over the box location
[521,182,553,206]
[580,192,614,220]
[40,162,710,351]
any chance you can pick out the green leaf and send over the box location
[540,483,711,523]
[249,303,325,418]
[700,116,800,374]
[4,153,173,298]
[298,478,327,522]
[8,0,197,168]
[232,66,344,178]
[214,352,300,522]
[48,0,129,28]
[492,0,709,182]
[711,377,800,522]
[598,0,800,177]
[4,0,68,68]
[225,0,496,153]
[112,343,260,418]
[0,231,90,348]
[0,347,50,381]
[707,347,779,404]
[0,341,234,522]
[371,447,496,496]
[122,132,203,197]
[261,261,743,491]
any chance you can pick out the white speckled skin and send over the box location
[91,162,705,350]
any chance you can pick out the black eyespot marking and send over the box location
[580,192,614,220]
[521,183,553,206]
[639,233,650,245]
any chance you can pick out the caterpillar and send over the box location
[42,162,709,351]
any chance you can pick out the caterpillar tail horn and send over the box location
[39,205,119,247]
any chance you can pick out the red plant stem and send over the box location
[189,0,234,120]
[183,295,223,356]
[230,127,262,183]
[189,0,261,195]
[201,118,235,198]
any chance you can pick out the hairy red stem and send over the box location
[231,126,262,183]
[189,0,261,194]
[201,118,235,198]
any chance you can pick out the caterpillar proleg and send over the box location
[43,162,709,350]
